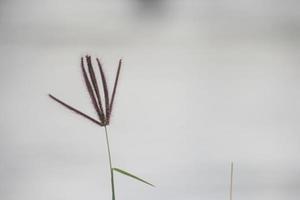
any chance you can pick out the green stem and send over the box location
[104,126,115,200]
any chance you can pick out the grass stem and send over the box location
[104,126,115,200]
[230,162,233,200]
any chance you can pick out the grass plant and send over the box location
[49,56,154,200]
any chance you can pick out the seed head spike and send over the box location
[85,56,105,122]
[96,58,110,124]
[109,59,122,122]
[81,57,105,123]
[48,94,103,126]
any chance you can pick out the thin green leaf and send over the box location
[113,168,155,187]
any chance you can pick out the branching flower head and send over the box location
[49,55,122,126]
[49,56,154,200]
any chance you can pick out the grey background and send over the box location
[1,0,300,199]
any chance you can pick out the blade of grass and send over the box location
[113,168,155,187]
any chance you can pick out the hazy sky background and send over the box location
[0,0,300,200]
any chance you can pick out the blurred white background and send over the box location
[0,0,300,200]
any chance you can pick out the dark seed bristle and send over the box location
[96,58,110,124]
[109,59,122,122]
[81,57,105,123]
[48,94,103,126]
[85,56,106,123]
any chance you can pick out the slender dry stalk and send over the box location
[230,162,234,200]
[49,56,153,200]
